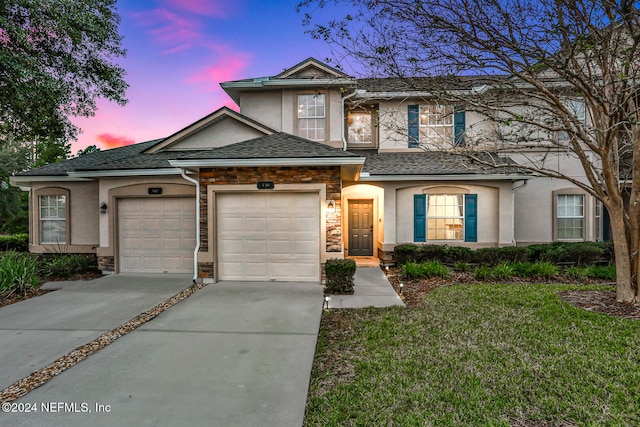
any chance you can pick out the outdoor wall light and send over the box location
[100,203,108,214]
[323,293,331,310]
[326,200,335,213]
[399,283,404,295]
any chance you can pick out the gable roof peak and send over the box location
[275,57,350,79]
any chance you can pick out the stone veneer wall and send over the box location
[198,166,342,280]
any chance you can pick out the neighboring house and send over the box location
[11,58,608,283]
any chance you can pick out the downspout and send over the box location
[341,89,359,151]
[180,169,200,283]
[511,180,528,246]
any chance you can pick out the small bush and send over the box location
[566,266,589,280]
[453,261,471,272]
[599,241,615,264]
[324,258,357,294]
[0,233,29,252]
[38,254,95,279]
[563,242,604,266]
[492,262,515,280]
[496,246,529,263]
[394,244,421,266]
[586,265,616,281]
[472,247,500,266]
[475,266,493,281]
[526,261,559,279]
[419,245,447,262]
[527,243,567,263]
[0,251,40,298]
[402,261,451,279]
[445,246,473,263]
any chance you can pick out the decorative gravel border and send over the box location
[0,281,208,404]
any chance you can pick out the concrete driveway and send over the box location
[0,280,323,427]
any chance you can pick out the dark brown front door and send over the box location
[348,199,373,256]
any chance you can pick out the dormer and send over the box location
[221,58,357,148]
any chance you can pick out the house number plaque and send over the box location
[148,187,163,195]
[257,181,275,190]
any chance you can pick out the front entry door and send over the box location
[348,199,373,256]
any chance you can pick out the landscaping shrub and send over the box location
[527,243,567,263]
[496,246,529,263]
[0,233,29,252]
[0,251,40,297]
[586,265,616,281]
[38,254,96,279]
[418,245,447,262]
[562,242,604,266]
[324,258,356,294]
[475,265,492,281]
[472,247,500,266]
[453,261,471,272]
[492,262,515,280]
[599,241,615,264]
[402,261,451,279]
[445,246,473,263]
[566,266,589,280]
[393,243,421,266]
[525,261,559,279]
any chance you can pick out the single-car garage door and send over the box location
[118,197,196,273]
[217,192,320,282]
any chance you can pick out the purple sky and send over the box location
[70,0,350,153]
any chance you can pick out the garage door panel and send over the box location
[217,193,320,282]
[119,198,195,273]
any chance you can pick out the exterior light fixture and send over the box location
[326,200,335,213]
[323,293,331,310]
[100,203,108,214]
[399,282,404,295]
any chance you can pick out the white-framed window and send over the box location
[420,105,454,146]
[40,194,67,244]
[298,94,325,141]
[556,194,584,240]
[557,98,586,143]
[427,194,464,240]
[347,112,372,144]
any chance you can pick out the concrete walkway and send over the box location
[327,266,405,309]
[0,281,323,427]
[0,274,193,392]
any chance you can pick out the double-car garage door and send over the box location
[118,193,320,281]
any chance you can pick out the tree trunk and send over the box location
[608,203,637,303]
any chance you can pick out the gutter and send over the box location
[357,173,533,182]
[170,157,365,168]
[180,169,200,284]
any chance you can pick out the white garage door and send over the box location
[118,198,196,273]
[217,192,320,282]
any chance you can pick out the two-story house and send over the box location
[11,58,605,283]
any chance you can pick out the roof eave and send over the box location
[357,173,531,181]
[67,168,184,178]
[170,157,365,168]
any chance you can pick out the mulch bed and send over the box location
[0,289,53,308]
[384,267,640,321]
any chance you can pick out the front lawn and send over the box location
[304,284,640,426]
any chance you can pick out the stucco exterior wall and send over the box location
[29,181,99,253]
[239,91,283,131]
[164,117,267,150]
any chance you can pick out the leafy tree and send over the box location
[0,142,31,233]
[76,145,100,156]
[300,0,640,302]
[0,0,128,144]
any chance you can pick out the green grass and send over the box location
[305,284,640,426]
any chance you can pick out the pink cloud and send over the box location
[187,50,252,90]
[133,8,203,53]
[97,133,136,149]
[160,0,232,18]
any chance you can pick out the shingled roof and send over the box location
[360,150,525,176]
[177,133,360,160]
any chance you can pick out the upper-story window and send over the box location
[557,99,585,143]
[346,105,378,148]
[409,104,464,148]
[420,105,454,145]
[298,94,325,141]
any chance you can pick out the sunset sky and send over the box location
[70,0,350,153]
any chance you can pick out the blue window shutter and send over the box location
[464,194,477,242]
[414,194,426,242]
[408,105,419,148]
[454,107,466,146]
